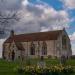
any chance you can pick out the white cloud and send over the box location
[22,0,29,6]
[13,1,70,34]
[40,26,50,32]
[69,32,75,55]
[0,0,70,35]
[0,0,21,10]
[69,32,75,41]
[0,0,71,37]
[61,0,75,9]
[71,42,75,55]
[0,39,6,58]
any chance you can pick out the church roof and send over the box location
[4,30,63,43]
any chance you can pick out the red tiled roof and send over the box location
[4,30,63,43]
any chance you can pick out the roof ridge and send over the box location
[4,29,63,43]
[15,29,63,36]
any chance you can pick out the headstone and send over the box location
[37,56,46,68]
[60,55,66,64]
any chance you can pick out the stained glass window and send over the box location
[42,41,47,55]
[62,35,67,49]
[30,42,35,55]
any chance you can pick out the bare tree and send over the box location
[0,11,19,38]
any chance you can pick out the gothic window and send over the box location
[37,41,40,54]
[62,35,67,49]
[30,42,35,55]
[42,41,47,55]
[11,50,15,61]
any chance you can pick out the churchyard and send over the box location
[0,58,75,75]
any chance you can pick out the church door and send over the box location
[11,50,15,61]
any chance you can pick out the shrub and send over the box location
[16,65,74,75]
[62,65,74,74]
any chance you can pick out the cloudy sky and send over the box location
[0,0,75,57]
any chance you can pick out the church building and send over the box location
[2,29,72,61]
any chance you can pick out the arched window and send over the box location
[42,41,47,55]
[62,35,67,49]
[11,50,15,61]
[30,42,35,55]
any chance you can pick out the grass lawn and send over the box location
[0,59,18,75]
[0,58,75,75]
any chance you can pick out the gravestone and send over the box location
[37,56,46,68]
[60,55,66,64]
